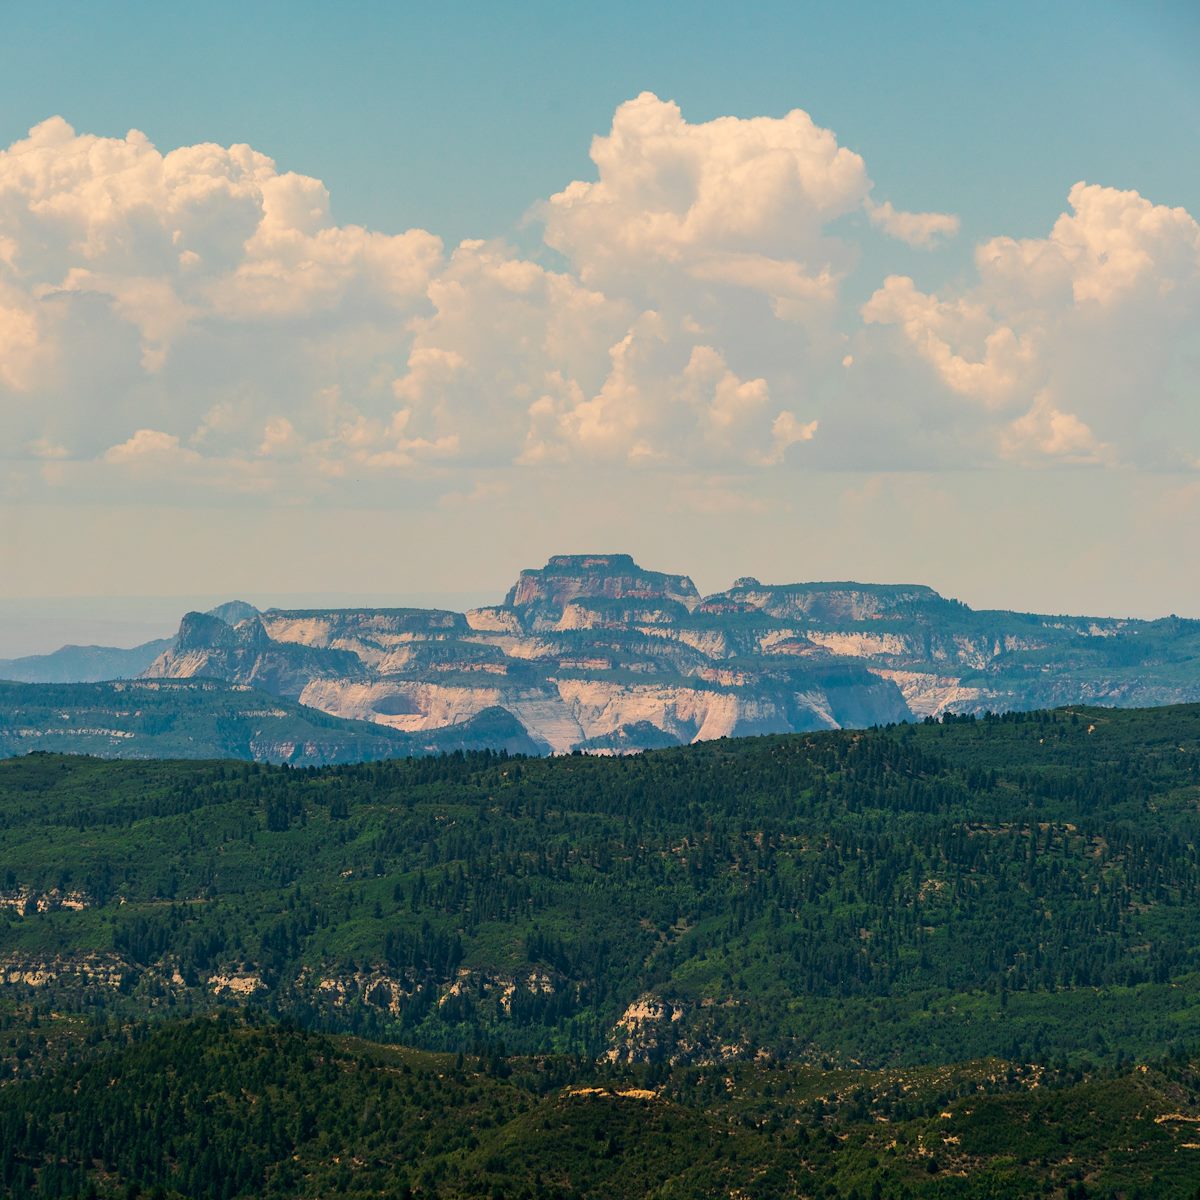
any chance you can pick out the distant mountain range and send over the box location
[0,638,171,683]
[4,553,1200,757]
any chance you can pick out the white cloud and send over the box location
[26,437,68,459]
[0,118,443,324]
[385,238,631,464]
[543,93,864,313]
[542,92,957,317]
[257,416,300,458]
[1000,392,1111,465]
[862,183,1200,465]
[0,116,444,470]
[0,290,41,389]
[861,274,1039,407]
[54,270,196,372]
[865,199,960,249]
[210,173,442,320]
[0,105,1194,503]
[104,428,194,463]
[519,314,814,467]
[768,411,820,462]
[978,183,1200,307]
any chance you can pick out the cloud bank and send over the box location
[1,96,1197,513]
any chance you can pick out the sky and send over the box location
[1,0,1199,652]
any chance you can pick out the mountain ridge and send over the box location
[0,638,172,684]
[8,555,1200,755]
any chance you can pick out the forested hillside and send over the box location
[0,680,539,764]
[3,1012,1200,1198]
[3,704,1200,1067]
[4,704,1200,1196]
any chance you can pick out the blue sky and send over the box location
[4,0,1196,246]
[1,1,1199,644]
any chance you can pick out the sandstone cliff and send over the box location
[123,555,1200,752]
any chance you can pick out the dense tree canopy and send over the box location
[3,705,1200,1195]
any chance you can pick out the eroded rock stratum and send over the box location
[136,553,1200,752]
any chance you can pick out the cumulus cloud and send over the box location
[209,173,442,319]
[0,103,1194,502]
[863,182,1200,466]
[542,92,949,316]
[979,183,1200,307]
[0,117,441,332]
[544,94,868,271]
[386,238,630,464]
[0,116,443,470]
[1000,392,1111,465]
[0,288,42,389]
[861,274,1039,407]
[519,315,811,467]
[257,416,301,458]
[865,199,960,249]
[104,428,191,463]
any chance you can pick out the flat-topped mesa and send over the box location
[718,580,958,624]
[262,608,468,648]
[504,554,701,614]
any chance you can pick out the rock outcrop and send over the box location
[146,612,363,699]
[23,552,1194,756]
[504,554,701,630]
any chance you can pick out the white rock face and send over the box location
[296,668,861,754]
[670,628,732,658]
[869,670,987,718]
[803,630,917,658]
[557,679,717,745]
[260,615,337,647]
[144,569,915,751]
[614,994,684,1028]
[730,584,940,622]
[300,679,507,732]
[139,552,1196,751]
[208,972,266,996]
[1,955,126,988]
[300,676,765,753]
[146,647,212,679]
[465,607,524,633]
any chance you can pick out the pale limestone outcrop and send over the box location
[138,552,1200,752]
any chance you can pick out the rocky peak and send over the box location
[207,600,261,626]
[174,612,236,652]
[173,611,271,653]
[153,610,361,699]
[504,554,701,614]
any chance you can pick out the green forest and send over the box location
[3,1011,1200,1199]
[3,703,1200,1195]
